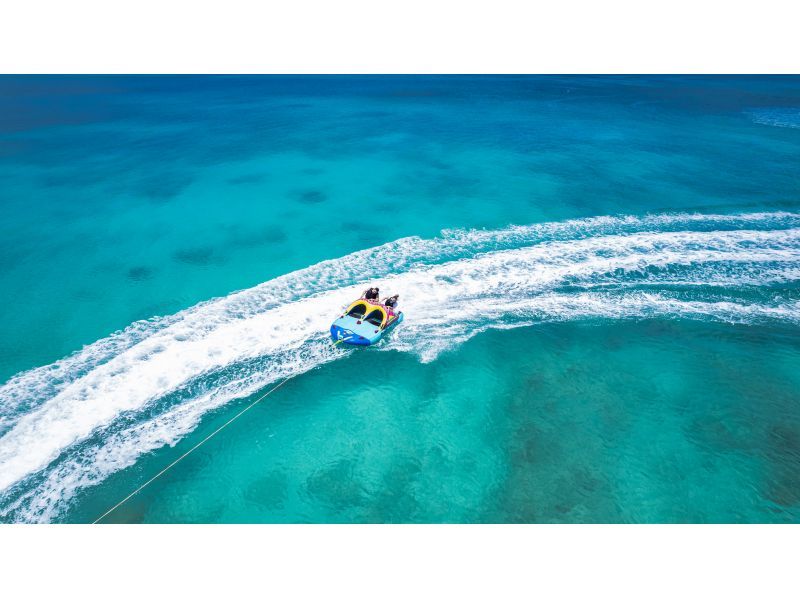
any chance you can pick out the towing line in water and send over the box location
[94,297,406,521]
[92,376,293,524]
[5,211,800,522]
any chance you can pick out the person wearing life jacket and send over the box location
[384,294,399,309]
[362,287,380,301]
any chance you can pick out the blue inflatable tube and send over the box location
[330,299,404,346]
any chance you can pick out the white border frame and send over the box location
[1,0,799,73]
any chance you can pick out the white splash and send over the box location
[1,211,799,522]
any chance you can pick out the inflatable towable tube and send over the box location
[330,299,404,346]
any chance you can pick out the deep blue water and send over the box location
[0,75,799,523]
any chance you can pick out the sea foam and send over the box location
[1,211,799,522]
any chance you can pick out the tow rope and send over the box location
[93,336,352,523]
[92,376,292,524]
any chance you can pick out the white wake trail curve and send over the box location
[3,209,797,424]
[2,208,798,431]
[12,295,800,524]
[1,337,342,524]
[1,212,799,521]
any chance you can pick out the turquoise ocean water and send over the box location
[1,75,799,523]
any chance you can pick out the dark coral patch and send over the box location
[763,424,800,507]
[297,190,327,204]
[127,266,154,281]
[138,171,194,203]
[305,459,365,511]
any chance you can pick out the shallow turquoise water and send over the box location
[0,76,799,523]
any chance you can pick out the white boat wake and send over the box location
[1,210,799,522]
